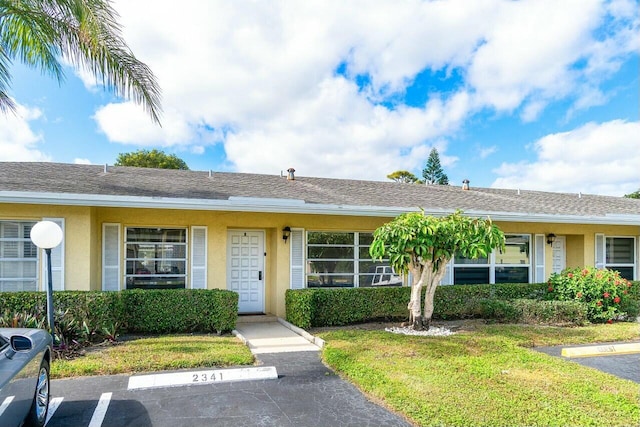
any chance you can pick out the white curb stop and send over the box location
[127,366,278,390]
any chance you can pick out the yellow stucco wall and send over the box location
[2,203,638,317]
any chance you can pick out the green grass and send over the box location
[319,323,640,427]
[51,334,255,378]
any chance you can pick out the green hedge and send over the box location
[286,283,548,329]
[512,299,588,326]
[0,289,238,336]
[123,289,238,333]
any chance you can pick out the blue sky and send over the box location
[2,0,639,196]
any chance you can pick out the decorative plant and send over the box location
[547,266,633,323]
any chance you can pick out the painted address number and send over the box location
[192,372,223,383]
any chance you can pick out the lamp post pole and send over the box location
[45,248,55,341]
[30,221,63,343]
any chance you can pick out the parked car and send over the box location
[0,328,52,427]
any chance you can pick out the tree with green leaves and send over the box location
[115,149,188,170]
[422,148,449,185]
[624,189,640,199]
[370,210,505,330]
[0,0,161,123]
[387,170,420,183]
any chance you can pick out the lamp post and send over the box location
[30,221,63,342]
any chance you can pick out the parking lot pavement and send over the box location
[46,352,411,427]
[534,341,640,383]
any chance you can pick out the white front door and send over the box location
[227,230,265,314]
[551,236,566,274]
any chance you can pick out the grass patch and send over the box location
[51,334,254,378]
[319,323,639,427]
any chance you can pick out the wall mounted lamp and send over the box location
[282,226,291,243]
[546,233,556,246]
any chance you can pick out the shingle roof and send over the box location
[1,162,639,223]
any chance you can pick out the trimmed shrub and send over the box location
[0,289,238,338]
[547,267,634,323]
[285,283,548,328]
[122,289,238,334]
[512,299,588,326]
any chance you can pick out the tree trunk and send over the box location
[422,261,447,330]
[408,268,423,330]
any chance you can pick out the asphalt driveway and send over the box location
[47,351,412,427]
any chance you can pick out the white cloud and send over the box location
[74,158,92,165]
[0,103,50,161]
[85,0,638,180]
[491,120,640,196]
[478,145,498,159]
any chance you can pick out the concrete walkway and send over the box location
[234,317,322,354]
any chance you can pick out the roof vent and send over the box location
[462,179,470,191]
[104,163,108,173]
[287,168,295,181]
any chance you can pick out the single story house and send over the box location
[1,162,638,317]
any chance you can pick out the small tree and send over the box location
[387,170,420,183]
[624,189,640,199]
[370,210,505,330]
[115,149,189,170]
[422,148,449,185]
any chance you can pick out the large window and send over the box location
[125,227,187,289]
[0,221,38,291]
[306,232,403,288]
[453,234,531,284]
[606,237,635,280]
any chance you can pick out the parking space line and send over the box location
[0,396,14,417]
[88,392,112,427]
[45,397,63,426]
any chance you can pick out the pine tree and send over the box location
[422,148,449,185]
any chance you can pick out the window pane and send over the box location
[125,227,187,290]
[307,260,354,274]
[609,267,634,281]
[358,233,374,245]
[307,232,354,245]
[455,254,488,264]
[126,228,186,243]
[606,238,634,264]
[495,267,529,283]
[308,246,354,259]
[496,235,530,265]
[454,267,489,284]
[0,221,38,292]
[363,264,403,287]
[307,274,354,288]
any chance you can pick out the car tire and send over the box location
[24,358,50,427]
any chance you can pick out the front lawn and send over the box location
[319,322,639,427]
[52,334,255,378]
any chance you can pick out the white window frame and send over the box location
[601,235,636,281]
[305,231,404,288]
[124,226,189,289]
[0,220,39,292]
[452,234,533,285]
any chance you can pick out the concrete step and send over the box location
[237,314,278,324]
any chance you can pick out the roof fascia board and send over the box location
[2,191,640,226]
